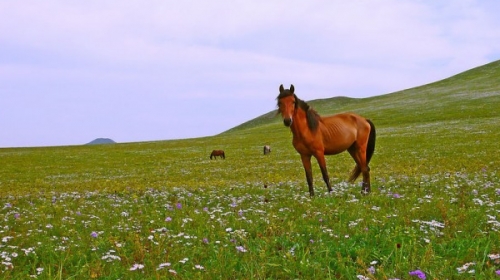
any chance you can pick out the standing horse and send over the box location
[263,145,271,155]
[277,84,376,196]
[210,150,225,159]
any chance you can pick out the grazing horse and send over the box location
[210,150,225,159]
[277,84,376,196]
[263,145,271,155]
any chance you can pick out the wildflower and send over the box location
[176,203,182,209]
[203,238,209,244]
[194,264,204,270]
[130,263,144,271]
[409,269,426,279]
[393,193,401,198]
[496,269,500,275]
[456,262,475,273]
[165,216,172,222]
[179,258,189,264]
[169,269,177,275]
[225,227,233,232]
[367,266,375,274]
[157,263,171,270]
[90,231,98,238]
[236,246,247,253]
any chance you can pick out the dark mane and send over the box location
[299,99,320,131]
[277,92,320,131]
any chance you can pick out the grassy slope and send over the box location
[226,59,500,131]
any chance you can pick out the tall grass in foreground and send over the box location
[1,61,500,278]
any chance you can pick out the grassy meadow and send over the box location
[1,60,500,279]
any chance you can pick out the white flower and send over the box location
[129,263,144,271]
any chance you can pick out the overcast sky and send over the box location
[1,1,499,148]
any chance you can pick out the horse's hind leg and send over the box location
[348,146,371,194]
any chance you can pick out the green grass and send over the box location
[1,60,500,279]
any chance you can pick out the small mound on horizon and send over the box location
[86,138,116,145]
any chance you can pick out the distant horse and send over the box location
[277,84,376,196]
[210,150,225,159]
[263,145,271,155]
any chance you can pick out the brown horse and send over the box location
[210,150,225,159]
[277,84,376,196]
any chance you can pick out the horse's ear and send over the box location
[290,84,295,93]
[279,84,284,93]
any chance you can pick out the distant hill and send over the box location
[86,138,116,145]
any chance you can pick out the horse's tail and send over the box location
[366,119,376,164]
[349,119,376,182]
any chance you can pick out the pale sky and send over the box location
[1,1,499,148]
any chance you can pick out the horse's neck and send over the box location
[290,108,313,136]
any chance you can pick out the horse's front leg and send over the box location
[315,153,333,193]
[300,154,314,196]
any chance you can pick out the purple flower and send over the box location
[393,193,401,198]
[409,269,426,279]
[367,266,375,274]
[236,246,247,253]
[203,238,209,244]
[165,217,172,222]
[176,203,182,209]
[90,231,98,238]
[496,269,500,275]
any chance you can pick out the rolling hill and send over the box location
[223,59,500,134]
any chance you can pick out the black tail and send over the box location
[366,119,376,164]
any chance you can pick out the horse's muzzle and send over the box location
[283,118,292,127]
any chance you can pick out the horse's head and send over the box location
[277,84,297,127]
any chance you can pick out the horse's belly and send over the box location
[324,141,351,154]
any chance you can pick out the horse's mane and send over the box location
[277,91,320,131]
[300,99,320,131]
